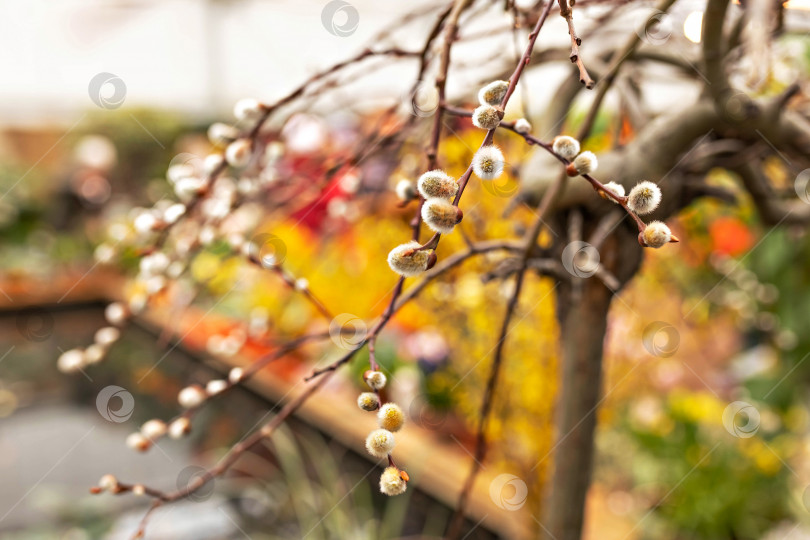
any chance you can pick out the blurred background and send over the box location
[2,1,810,539]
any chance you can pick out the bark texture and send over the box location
[541,226,642,540]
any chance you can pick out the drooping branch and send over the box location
[575,0,678,141]
[77,2,810,539]
[126,371,336,538]
[447,152,567,540]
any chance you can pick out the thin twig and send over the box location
[442,105,649,233]
[559,0,595,88]
[576,0,677,141]
[446,1,566,536]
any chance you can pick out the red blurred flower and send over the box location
[709,217,754,256]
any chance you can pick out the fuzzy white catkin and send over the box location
[206,379,228,396]
[417,170,458,199]
[168,417,191,439]
[514,118,532,134]
[95,327,120,346]
[141,419,167,440]
[167,164,193,184]
[57,349,85,373]
[95,243,116,264]
[643,220,672,248]
[133,212,157,235]
[365,371,387,390]
[572,151,598,175]
[226,139,252,167]
[178,385,206,408]
[422,198,460,234]
[98,474,118,491]
[387,241,433,277]
[128,293,147,315]
[105,302,128,326]
[378,403,405,432]
[627,181,662,215]
[174,177,206,202]
[472,105,501,130]
[395,179,416,201]
[84,344,106,364]
[478,80,509,106]
[380,467,407,496]
[228,367,245,383]
[357,392,381,411]
[234,98,263,121]
[167,261,185,279]
[139,252,169,277]
[472,146,505,180]
[126,432,151,452]
[144,275,166,295]
[294,278,308,291]
[104,302,128,326]
[552,136,580,160]
[163,203,186,224]
[208,123,239,145]
[601,182,625,202]
[365,429,395,458]
[203,153,225,175]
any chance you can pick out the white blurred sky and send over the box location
[0,0,449,127]
[3,0,806,129]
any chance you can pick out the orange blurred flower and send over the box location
[709,217,754,256]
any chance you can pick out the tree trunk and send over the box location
[541,228,641,540]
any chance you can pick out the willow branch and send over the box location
[559,0,595,88]
[576,0,677,141]
[447,135,567,540]
[448,2,569,536]
[304,240,521,381]
[442,105,649,233]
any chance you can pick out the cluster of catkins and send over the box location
[470,81,509,184]
[91,474,145,497]
[627,181,674,248]
[57,302,128,373]
[357,370,409,496]
[552,135,675,249]
[124,366,247,452]
[82,98,275,376]
[76,97,280,364]
[76,98,307,462]
[388,81,518,277]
